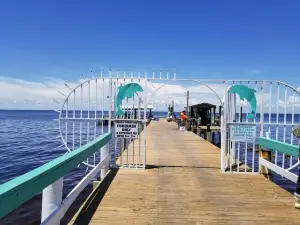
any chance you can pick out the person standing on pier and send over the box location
[293,124,300,208]
[180,110,188,131]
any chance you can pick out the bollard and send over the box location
[260,131,272,180]
[41,178,63,224]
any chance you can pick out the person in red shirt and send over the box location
[180,110,188,127]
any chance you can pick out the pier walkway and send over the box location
[69,120,300,225]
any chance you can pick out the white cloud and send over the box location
[0,76,227,111]
[0,76,300,114]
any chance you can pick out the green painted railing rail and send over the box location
[258,137,299,157]
[0,132,112,219]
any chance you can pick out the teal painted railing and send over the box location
[258,137,299,157]
[0,132,112,219]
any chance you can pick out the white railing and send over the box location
[221,80,300,174]
[41,144,110,225]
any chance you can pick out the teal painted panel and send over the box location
[229,85,257,119]
[0,132,112,219]
[116,83,144,116]
[258,137,299,157]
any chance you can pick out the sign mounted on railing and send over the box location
[230,124,256,142]
[115,121,138,139]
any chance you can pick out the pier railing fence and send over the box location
[222,80,300,183]
[0,133,112,223]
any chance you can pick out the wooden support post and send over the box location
[206,125,212,142]
[197,127,201,136]
[260,131,272,180]
[193,126,197,134]
[207,132,212,142]
[260,147,273,181]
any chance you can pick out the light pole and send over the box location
[185,90,189,115]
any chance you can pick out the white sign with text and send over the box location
[230,124,256,142]
[115,121,138,139]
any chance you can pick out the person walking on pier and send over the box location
[293,125,300,208]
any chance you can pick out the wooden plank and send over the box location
[69,120,300,224]
[0,133,112,219]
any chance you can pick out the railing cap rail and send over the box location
[258,137,299,157]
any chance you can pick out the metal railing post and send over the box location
[41,178,63,224]
[101,144,109,180]
[221,87,227,172]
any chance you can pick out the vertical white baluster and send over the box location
[41,178,63,224]
[220,82,228,172]
[233,82,237,167]
[282,85,287,168]
[109,71,112,132]
[102,76,104,135]
[132,94,135,167]
[73,91,75,151]
[244,81,250,172]
[88,80,90,143]
[66,99,68,150]
[80,84,83,147]
[237,97,241,172]
[94,78,97,166]
[87,80,90,165]
[275,83,280,165]
[291,91,295,167]
[258,81,265,173]
[269,82,272,132]
[143,72,148,169]
[101,144,109,180]
[113,81,117,167]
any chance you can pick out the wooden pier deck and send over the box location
[69,120,300,225]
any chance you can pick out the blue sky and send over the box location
[0,1,300,110]
[0,0,299,82]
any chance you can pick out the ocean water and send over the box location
[0,110,299,224]
[0,110,169,225]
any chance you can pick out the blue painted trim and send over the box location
[258,137,299,157]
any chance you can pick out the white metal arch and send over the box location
[57,75,300,174]
[146,79,223,107]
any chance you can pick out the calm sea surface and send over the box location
[0,110,299,224]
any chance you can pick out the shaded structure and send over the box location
[188,102,218,126]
